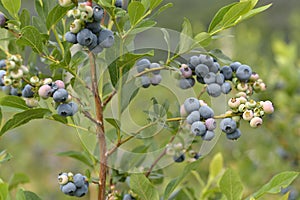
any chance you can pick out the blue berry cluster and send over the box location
[181,97,217,141]
[38,80,78,117]
[178,54,268,98]
[64,2,114,53]
[136,59,162,88]
[179,54,232,97]
[58,172,89,197]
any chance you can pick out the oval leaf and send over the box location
[130,173,159,200]
[46,4,73,30]
[128,2,145,26]
[1,0,21,19]
[0,96,29,111]
[219,168,244,200]
[16,26,45,54]
[250,171,299,199]
[0,108,51,136]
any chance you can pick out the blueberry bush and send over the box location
[0,0,298,199]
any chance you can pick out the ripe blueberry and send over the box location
[22,84,34,98]
[53,88,69,102]
[191,121,207,136]
[220,118,237,134]
[184,97,200,114]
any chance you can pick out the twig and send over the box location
[145,134,177,177]
[102,90,117,107]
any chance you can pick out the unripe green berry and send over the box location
[245,99,256,109]
[3,76,12,85]
[242,110,254,121]
[10,69,23,79]
[237,96,247,104]
[237,82,248,91]
[43,78,53,85]
[30,76,40,84]
[238,104,246,113]
[70,19,82,33]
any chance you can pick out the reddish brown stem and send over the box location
[89,52,107,200]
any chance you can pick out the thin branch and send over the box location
[197,85,207,99]
[145,134,177,177]
[102,90,117,107]
[105,118,182,157]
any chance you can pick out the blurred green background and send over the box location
[0,0,299,199]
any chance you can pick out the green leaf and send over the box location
[24,191,42,200]
[221,1,252,27]
[16,26,46,54]
[130,173,159,200]
[16,189,26,200]
[208,3,237,33]
[164,158,202,199]
[149,0,163,10]
[194,32,212,46]
[241,3,272,21]
[1,0,21,19]
[51,114,68,124]
[8,173,30,190]
[209,49,232,64]
[57,151,94,167]
[0,183,9,200]
[152,3,173,18]
[219,168,244,200]
[46,5,73,30]
[0,108,51,136]
[32,16,47,33]
[208,153,224,182]
[0,96,29,111]
[121,77,140,113]
[178,18,194,54]
[20,9,31,29]
[105,118,120,129]
[128,2,145,26]
[0,150,12,164]
[250,171,299,199]
[129,19,157,35]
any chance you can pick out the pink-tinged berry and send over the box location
[243,110,254,121]
[38,84,52,99]
[199,100,207,106]
[260,82,267,91]
[180,64,193,78]
[228,98,241,109]
[55,80,65,89]
[262,100,274,114]
[250,117,263,128]
[180,104,187,117]
[235,92,247,98]
[205,118,217,131]
[250,72,259,81]
[237,96,247,104]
